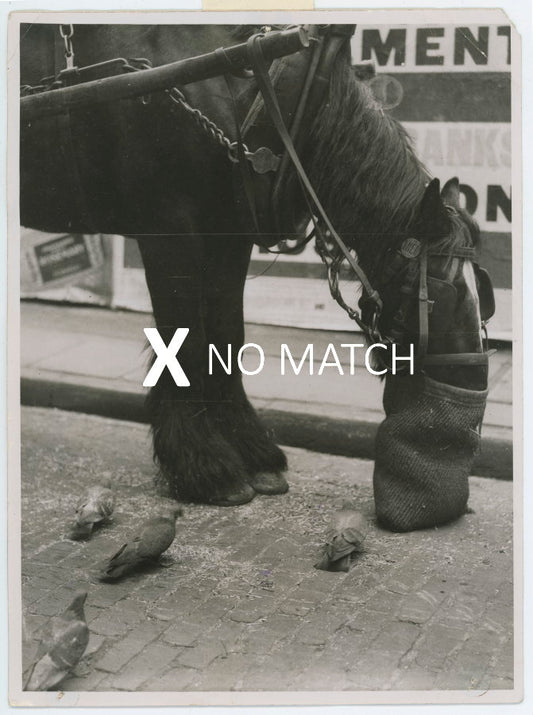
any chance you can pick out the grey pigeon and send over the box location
[315,502,368,572]
[25,590,89,691]
[99,506,182,581]
[68,482,115,540]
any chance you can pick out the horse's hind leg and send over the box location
[204,236,289,495]
[137,235,255,506]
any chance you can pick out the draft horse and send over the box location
[20,23,493,530]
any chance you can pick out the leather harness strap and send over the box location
[271,26,324,208]
[416,244,491,368]
[417,244,430,363]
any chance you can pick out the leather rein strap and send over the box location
[418,246,492,368]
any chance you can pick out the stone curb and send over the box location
[21,376,513,480]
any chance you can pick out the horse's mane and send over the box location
[307,46,431,268]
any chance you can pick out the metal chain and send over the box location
[59,24,75,70]
[315,226,382,341]
[166,86,246,163]
[317,239,394,373]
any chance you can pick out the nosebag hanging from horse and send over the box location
[19,23,495,531]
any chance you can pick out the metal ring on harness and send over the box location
[59,24,75,70]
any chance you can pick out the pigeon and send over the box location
[315,502,368,572]
[99,506,183,581]
[25,590,89,691]
[67,482,115,540]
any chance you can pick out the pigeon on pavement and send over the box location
[315,502,368,572]
[68,482,115,541]
[25,590,89,691]
[99,506,182,581]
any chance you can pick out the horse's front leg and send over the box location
[137,235,255,506]
[204,236,289,495]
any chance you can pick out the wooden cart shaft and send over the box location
[20,26,309,122]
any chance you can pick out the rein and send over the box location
[417,245,492,368]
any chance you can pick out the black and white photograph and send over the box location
[6,7,521,707]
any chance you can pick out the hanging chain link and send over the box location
[59,24,74,70]
[166,86,246,164]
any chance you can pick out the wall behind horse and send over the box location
[22,23,512,340]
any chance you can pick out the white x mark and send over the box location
[143,328,190,387]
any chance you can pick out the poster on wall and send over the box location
[20,228,114,304]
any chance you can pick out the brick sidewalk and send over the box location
[19,407,515,702]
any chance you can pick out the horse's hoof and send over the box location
[248,472,289,495]
[208,483,256,507]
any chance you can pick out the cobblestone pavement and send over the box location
[20,407,514,697]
